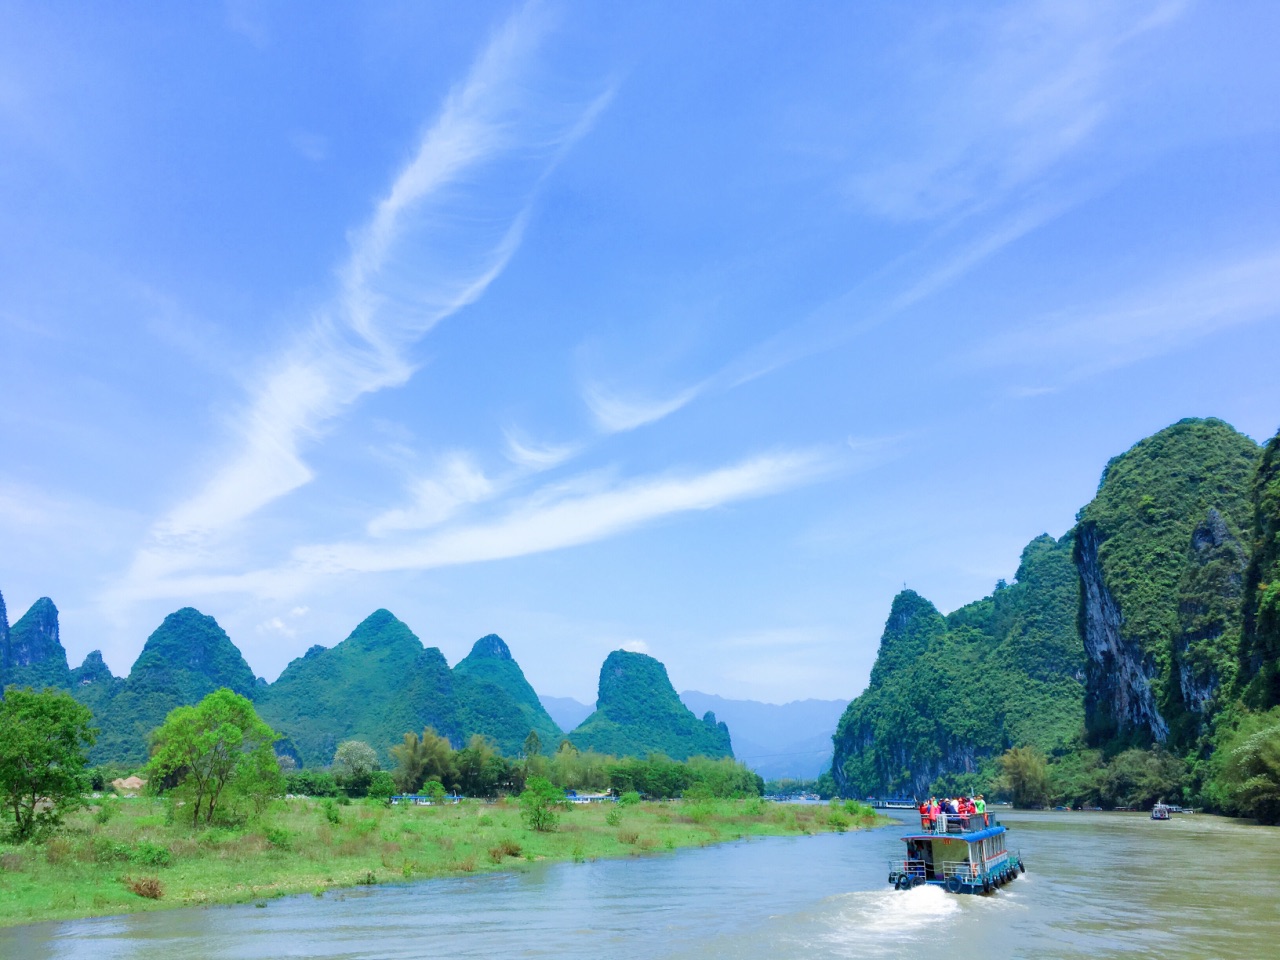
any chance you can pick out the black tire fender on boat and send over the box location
[982,879,992,894]
[1019,861,1026,874]
[894,875,908,890]
[945,876,962,894]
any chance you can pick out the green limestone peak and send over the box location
[832,533,1083,798]
[4,596,72,691]
[467,633,513,661]
[867,590,947,689]
[128,607,258,701]
[453,634,562,756]
[256,610,461,768]
[81,607,257,764]
[70,650,114,686]
[569,650,733,760]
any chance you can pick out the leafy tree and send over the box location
[454,734,509,797]
[333,739,378,778]
[523,729,542,758]
[995,746,1051,808]
[520,776,564,831]
[368,770,396,800]
[285,770,340,797]
[1098,747,1188,809]
[145,688,282,826]
[422,778,447,802]
[332,739,378,797]
[0,686,96,840]
[1210,708,1280,823]
[390,727,453,794]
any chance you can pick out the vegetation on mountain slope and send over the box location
[255,610,461,769]
[452,634,562,757]
[570,651,732,761]
[832,533,1084,798]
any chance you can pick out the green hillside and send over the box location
[832,533,1084,797]
[255,609,461,768]
[452,634,562,756]
[569,650,733,760]
[831,418,1280,810]
[81,608,260,764]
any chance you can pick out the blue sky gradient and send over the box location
[2,0,1278,703]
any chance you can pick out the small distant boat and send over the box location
[1151,802,1172,820]
[888,814,1024,895]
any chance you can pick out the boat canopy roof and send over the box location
[900,824,1006,844]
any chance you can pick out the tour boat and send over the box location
[1151,802,1172,820]
[887,814,1024,894]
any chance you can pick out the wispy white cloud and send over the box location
[367,452,497,536]
[296,449,833,576]
[129,448,836,600]
[583,380,703,434]
[502,427,578,470]
[847,0,1187,223]
[972,247,1280,380]
[888,199,1073,312]
[257,616,295,639]
[113,3,613,603]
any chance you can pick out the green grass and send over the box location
[0,798,889,927]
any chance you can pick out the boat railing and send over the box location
[942,861,985,882]
[888,857,927,878]
[917,815,992,835]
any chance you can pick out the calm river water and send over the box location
[4,809,1278,959]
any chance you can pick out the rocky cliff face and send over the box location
[1074,418,1258,750]
[1241,427,1280,708]
[1076,522,1169,744]
[1173,510,1247,724]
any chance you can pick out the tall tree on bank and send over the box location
[0,687,96,840]
[146,689,282,827]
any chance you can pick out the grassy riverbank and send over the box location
[0,797,889,928]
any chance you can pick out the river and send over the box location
[3,809,1278,959]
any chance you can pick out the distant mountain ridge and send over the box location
[679,691,848,780]
[539,695,594,733]
[0,595,727,768]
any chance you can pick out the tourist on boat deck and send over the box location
[975,794,987,826]
[919,799,931,830]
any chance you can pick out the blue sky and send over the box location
[2,0,1278,705]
